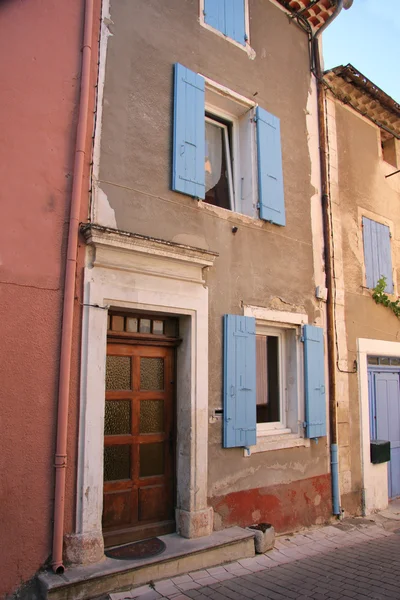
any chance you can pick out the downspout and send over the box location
[52,0,94,574]
[311,0,352,516]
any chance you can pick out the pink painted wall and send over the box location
[0,1,99,597]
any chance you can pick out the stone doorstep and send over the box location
[38,527,255,600]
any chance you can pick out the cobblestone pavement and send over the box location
[110,522,400,600]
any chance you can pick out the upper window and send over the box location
[172,63,286,226]
[201,0,248,47]
[205,115,234,210]
[362,216,393,293]
[381,132,398,168]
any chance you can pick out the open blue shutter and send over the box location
[303,325,326,439]
[172,63,205,199]
[223,315,257,448]
[362,217,393,292]
[204,0,246,46]
[204,0,225,34]
[256,106,285,226]
[376,220,393,292]
[225,0,246,45]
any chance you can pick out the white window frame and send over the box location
[243,306,311,455]
[199,0,255,58]
[205,115,235,211]
[256,325,288,435]
[204,78,258,219]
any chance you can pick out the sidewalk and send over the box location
[108,503,400,600]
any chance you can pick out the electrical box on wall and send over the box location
[370,440,391,464]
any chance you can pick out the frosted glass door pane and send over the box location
[105,400,131,435]
[106,356,131,390]
[140,400,164,433]
[139,443,164,477]
[104,445,131,481]
[140,358,164,390]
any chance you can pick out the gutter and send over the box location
[311,0,353,517]
[52,0,95,574]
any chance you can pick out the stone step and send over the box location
[38,527,255,600]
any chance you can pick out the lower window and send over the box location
[256,333,281,424]
[255,324,301,437]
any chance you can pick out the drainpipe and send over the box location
[52,0,94,574]
[311,0,353,516]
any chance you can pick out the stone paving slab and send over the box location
[109,520,399,600]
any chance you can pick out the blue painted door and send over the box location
[373,371,400,498]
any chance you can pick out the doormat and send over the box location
[105,538,166,560]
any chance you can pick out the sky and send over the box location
[322,0,400,103]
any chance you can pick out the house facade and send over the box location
[322,65,400,517]
[73,0,336,568]
[2,1,368,598]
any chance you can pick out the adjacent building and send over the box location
[322,64,400,516]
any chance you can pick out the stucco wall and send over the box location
[331,100,400,513]
[94,0,330,530]
[0,1,99,596]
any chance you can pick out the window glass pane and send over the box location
[139,319,151,333]
[105,400,131,435]
[152,320,164,335]
[104,445,131,481]
[140,443,164,477]
[256,335,280,423]
[126,317,138,333]
[204,120,231,210]
[106,356,131,390]
[367,356,379,365]
[111,315,124,332]
[380,357,390,365]
[390,358,400,366]
[140,357,164,390]
[140,400,164,433]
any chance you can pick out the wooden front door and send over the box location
[102,343,175,547]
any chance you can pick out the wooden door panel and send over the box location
[103,489,135,529]
[139,485,170,522]
[103,342,175,545]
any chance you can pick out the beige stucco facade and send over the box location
[325,85,400,515]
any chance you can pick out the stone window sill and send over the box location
[243,432,310,456]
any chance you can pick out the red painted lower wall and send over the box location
[209,473,332,534]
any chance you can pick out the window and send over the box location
[205,116,234,210]
[223,315,326,450]
[381,132,398,168]
[201,0,248,47]
[256,332,282,427]
[362,216,393,293]
[172,63,286,226]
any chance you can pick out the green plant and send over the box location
[372,276,400,318]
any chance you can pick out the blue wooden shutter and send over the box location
[223,315,257,448]
[204,0,246,46]
[225,0,246,45]
[204,0,225,35]
[256,106,286,226]
[362,217,393,292]
[303,325,326,438]
[172,63,205,199]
